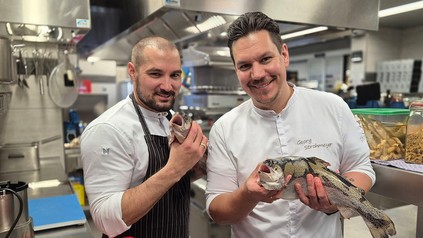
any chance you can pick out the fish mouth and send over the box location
[170,113,184,126]
[258,163,284,190]
[259,164,271,174]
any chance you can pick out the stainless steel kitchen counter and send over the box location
[370,163,423,237]
[0,156,94,238]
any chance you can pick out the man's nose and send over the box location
[160,77,173,91]
[251,63,265,79]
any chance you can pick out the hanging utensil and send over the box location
[44,51,55,87]
[33,49,46,95]
[17,49,29,89]
[48,50,79,108]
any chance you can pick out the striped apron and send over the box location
[103,93,190,238]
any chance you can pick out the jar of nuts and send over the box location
[405,100,423,164]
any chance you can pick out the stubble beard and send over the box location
[248,76,278,105]
[135,80,175,112]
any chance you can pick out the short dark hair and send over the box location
[227,12,283,63]
[131,36,179,69]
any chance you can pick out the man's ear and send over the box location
[281,43,290,67]
[128,62,136,81]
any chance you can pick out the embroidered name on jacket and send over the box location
[297,139,332,150]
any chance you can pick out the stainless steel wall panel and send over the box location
[0,73,64,164]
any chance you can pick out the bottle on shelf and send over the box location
[383,89,391,108]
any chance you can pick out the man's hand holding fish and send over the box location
[167,120,208,179]
[169,112,208,180]
[294,174,339,215]
[257,156,396,238]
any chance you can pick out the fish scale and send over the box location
[258,156,396,238]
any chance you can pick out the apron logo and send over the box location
[102,148,110,155]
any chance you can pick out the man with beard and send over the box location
[205,12,375,238]
[81,36,208,238]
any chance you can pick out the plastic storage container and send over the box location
[405,100,423,164]
[352,108,409,160]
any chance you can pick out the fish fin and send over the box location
[168,132,175,146]
[362,212,396,238]
[308,157,331,167]
[337,206,359,219]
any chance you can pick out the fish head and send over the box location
[169,112,192,144]
[258,158,285,190]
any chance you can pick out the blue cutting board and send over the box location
[29,194,87,231]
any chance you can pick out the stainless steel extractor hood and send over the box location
[87,0,379,65]
[0,0,91,44]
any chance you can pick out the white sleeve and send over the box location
[81,123,132,236]
[205,120,239,217]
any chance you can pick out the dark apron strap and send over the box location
[130,93,151,136]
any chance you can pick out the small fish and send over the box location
[258,156,396,238]
[169,112,207,177]
[169,112,192,145]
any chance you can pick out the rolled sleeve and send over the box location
[81,123,134,236]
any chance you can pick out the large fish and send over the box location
[169,112,207,177]
[258,156,396,238]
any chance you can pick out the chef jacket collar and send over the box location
[138,105,169,119]
[252,83,297,118]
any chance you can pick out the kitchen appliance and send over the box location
[190,178,231,238]
[0,144,39,174]
[0,135,62,174]
[180,46,249,122]
[0,0,91,44]
[86,0,379,65]
[0,181,34,238]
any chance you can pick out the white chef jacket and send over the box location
[205,85,376,238]
[81,96,170,237]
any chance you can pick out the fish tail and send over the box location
[362,210,396,238]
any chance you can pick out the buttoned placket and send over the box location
[275,114,289,156]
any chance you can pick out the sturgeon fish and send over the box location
[258,156,396,238]
[169,112,207,176]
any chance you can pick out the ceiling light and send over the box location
[281,26,328,40]
[379,1,423,18]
